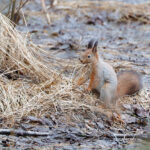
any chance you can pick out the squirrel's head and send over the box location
[79,40,98,64]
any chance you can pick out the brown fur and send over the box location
[117,70,142,97]
[77,76,85,86]
[87,70,95,92]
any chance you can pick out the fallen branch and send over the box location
[0,129,146,140]
[0,129,52,136]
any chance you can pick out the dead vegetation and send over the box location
[0,0,29,24]
[0,12,59,119]
[0,12,91,123]
[54,0,150,24]
[0,0,149,128]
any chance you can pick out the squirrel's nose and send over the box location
[79,58,83,63]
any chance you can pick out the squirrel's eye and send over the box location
[88,55,90,58]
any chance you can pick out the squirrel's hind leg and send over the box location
[100,83,124,123]
[100,83,116,109]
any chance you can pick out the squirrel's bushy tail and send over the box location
[117,70,142,98]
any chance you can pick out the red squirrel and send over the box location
[77,39,142,108]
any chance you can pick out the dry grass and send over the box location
[0,12,95,123]
[0,1,149,126]
[0,12,61,119]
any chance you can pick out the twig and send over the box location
[7,0,12,16]
[10,0,16,21]
[16,0,29,15]
[0,129,52,136]
[41,0,51,24]
[105,132,143,139]
[76,132,144,139]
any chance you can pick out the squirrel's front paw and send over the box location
[85,87,92,93]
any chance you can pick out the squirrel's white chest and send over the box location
[95,69,105,90]
[94,61,117,91]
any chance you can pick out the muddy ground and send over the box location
[0,0,150,149]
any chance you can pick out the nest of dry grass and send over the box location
[0,11,149,126]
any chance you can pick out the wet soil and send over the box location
[0,0,150,149]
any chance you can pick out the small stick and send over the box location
[0,129,52,136]
[105,132,143,139]
[16,0,29,15]
[10,0,16,21]
[41,0,51,24]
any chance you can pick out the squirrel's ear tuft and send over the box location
[87,39,94,49]
[92,41,98,53]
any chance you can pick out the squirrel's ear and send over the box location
[87,39,94,49]
[92,41,98,53]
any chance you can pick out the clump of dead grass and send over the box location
[0,12,63,119]
[0,12,96,122]
[0,13,56,82]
